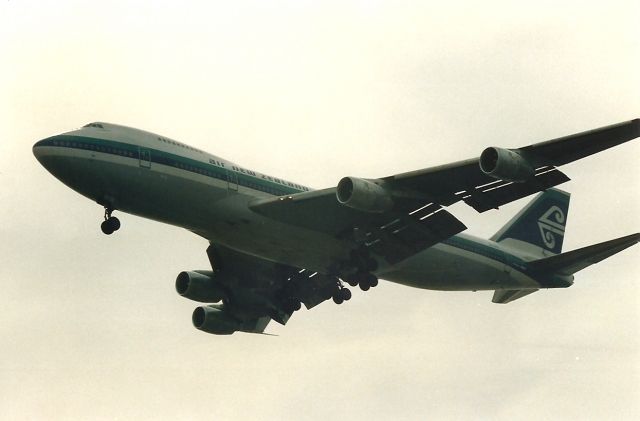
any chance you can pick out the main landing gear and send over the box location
[344,272,379,291]
[283,297,302,314]
[331,247,379,305]
[332,283,352,305]
[100,207,121,235]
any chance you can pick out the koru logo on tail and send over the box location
[538,206,565,249]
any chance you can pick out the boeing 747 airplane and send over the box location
[33,119,640,335]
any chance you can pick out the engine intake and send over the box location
[336,177,393,213]
[192,306,241,335]
[176,271,226,303]
[192,305,270,335]
[479,147,535,182]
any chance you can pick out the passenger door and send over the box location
[139,147,151,169]
[226,169,238,191]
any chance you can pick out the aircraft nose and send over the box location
[32,138,49,161]
[32,136,63,172]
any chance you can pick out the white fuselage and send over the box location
[33,123,545,292]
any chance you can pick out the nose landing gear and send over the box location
[100,207,121,235]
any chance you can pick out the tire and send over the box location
[359,283,370,292]
[101,220,114,235]
[285,299,301,313]
[368,275,378,288]
[332,294,344,305]
[109,217,121,231]
[341,288,352,301]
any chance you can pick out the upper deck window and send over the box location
[82,123,104,129]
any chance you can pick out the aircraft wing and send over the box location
[383,119,639,212]
[250,190,467,265]
[250,119,638,264]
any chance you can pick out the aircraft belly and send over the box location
[379,243,532,291]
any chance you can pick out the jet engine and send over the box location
[479,147,535,182]
[336,177,394,213]
[192,305,271,335]
[192,305,242,335]
[175,271,227,303]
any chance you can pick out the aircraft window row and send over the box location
[243,180,286,195]
[53,139,135,157]
[172,160,290,195]
[82,123,104,129]
[173,162,226,180]
[157,136,203,154]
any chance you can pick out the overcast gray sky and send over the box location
[1,1,639,420]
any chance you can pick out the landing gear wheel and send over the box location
[341,288,352,301]
[101,220,114,235]
[284,298,301,313]
[109,217,120,231]
[366,274,378,288]
[359,283,370,292]
[345,278,358,287]
[332,293,344,305]
[101,207,121,235]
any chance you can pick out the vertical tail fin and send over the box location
[491,188,570,256]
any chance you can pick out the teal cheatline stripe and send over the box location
[39,135,305,196]
[442,234,528,270]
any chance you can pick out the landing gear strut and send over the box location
[100,207,121,235]
[341,247,379,291]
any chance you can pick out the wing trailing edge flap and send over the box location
[250,189,467,265]
[460,167,570,213]
[385,162,571,214]
[362,205,467,264]
[527,232,640,276]
[492,288,539,304]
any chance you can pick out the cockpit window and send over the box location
[82,122,104,129]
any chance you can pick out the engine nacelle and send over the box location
[479,147,535,182]
[192,306,241,335]
[336,177,394,213]
[175,271,226,303]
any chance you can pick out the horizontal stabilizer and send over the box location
[492,288,539,304]
[528,233,640,276]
